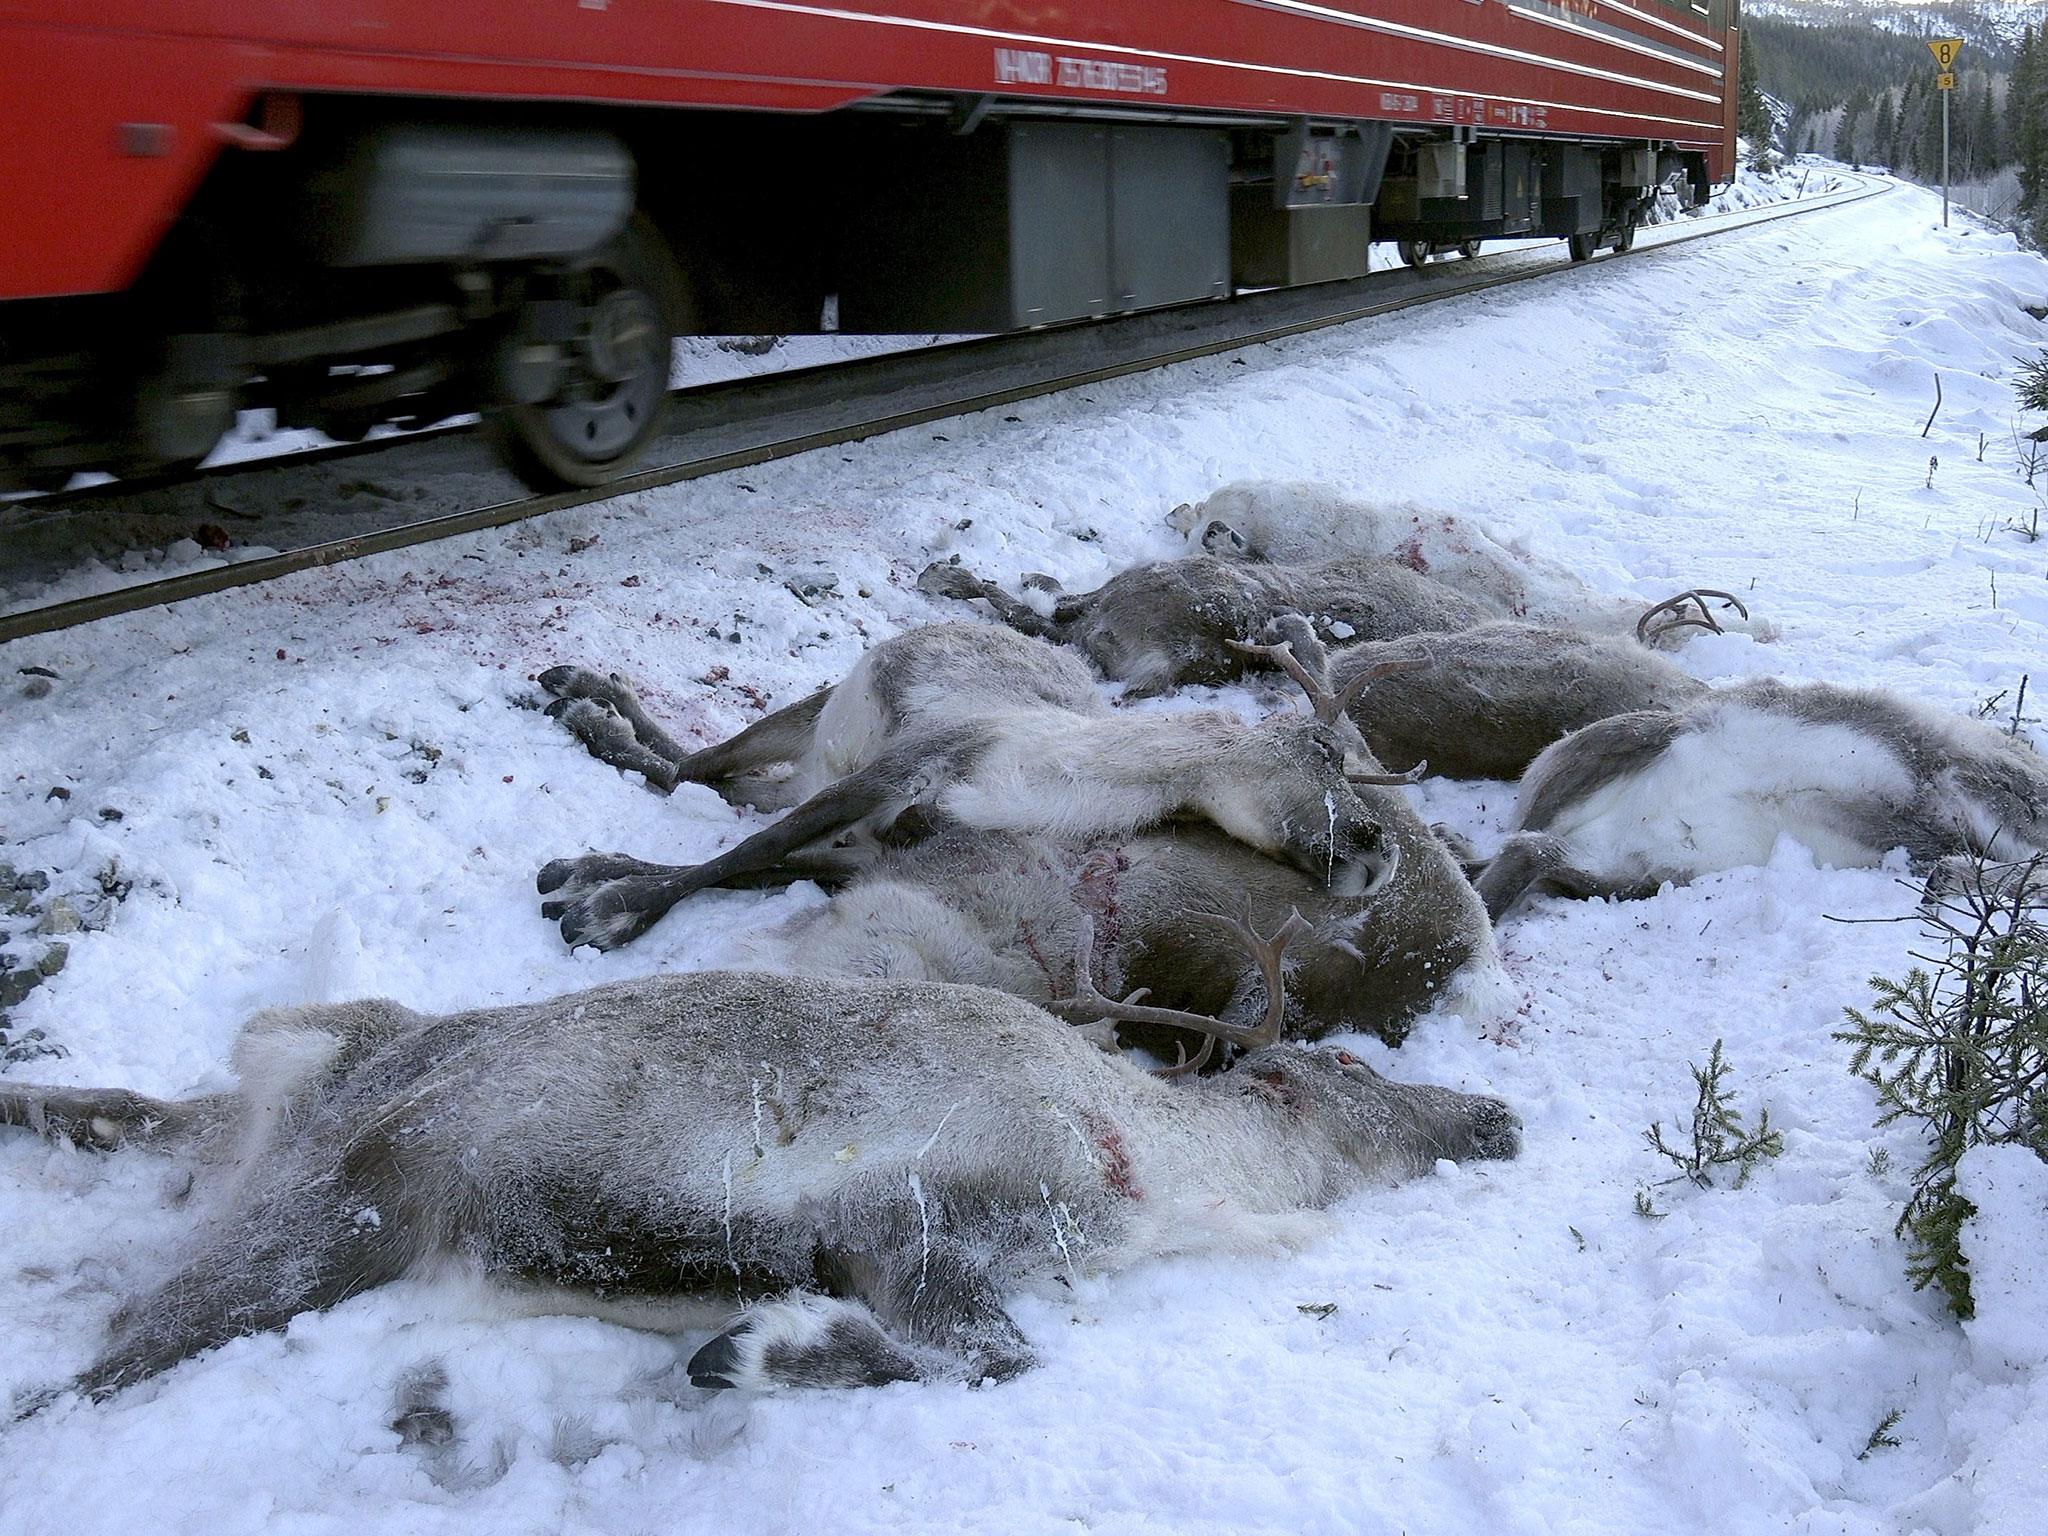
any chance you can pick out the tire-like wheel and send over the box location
[1567,232,1597,263]
[1458,240,1482,259]
[494,214,688,489]
[1397,239,1431,269]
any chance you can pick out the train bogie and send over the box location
[0,2,1742,493]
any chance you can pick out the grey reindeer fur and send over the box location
[1474,677,2048,917]
[917,552,1487,697]
[1316,621,1707,781]
[536,623,1399,951]
[739,815,1504,1048]
[1,970,1520,1401]
[1170,480,1766,648]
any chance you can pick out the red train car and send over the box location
[0,1,1740,489]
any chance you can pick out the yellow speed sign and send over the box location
[1938,70,1956,90]
[1929,37,1964,70]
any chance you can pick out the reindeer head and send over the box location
[1232,1045,1524,1175]
[1057,909,1521,1169]
[1220,714,1402,897]
[1203,627,1434,893]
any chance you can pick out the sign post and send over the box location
[1930,37,1963,227]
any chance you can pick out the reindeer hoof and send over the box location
[1428,823,1479,863]
[968,1344,1039,1386]
[539,858,668,946]
[536,852,673,901]
[545,696,643,757]
[539,864,680,950]
[1468,1099,1523,1162]
[557,889,667,951]
[1256,612,1323,658]
[914,559,976,598]
[538,664,622,701]
[686,1323,748,1391]
[688,1297,925,1391]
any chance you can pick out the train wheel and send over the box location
[1397,239,1431,269]
[495,215,686,489]
[1458,240,1482,259]
[1567,233,1597,263]
[1613,215,1638,254]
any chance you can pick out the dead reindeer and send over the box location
[533,623,1418,952]
[733,809,1507,1048]
[2,960,1520,1404]
[919,552,1749,700]
[543,637,1500,1045]
[1259,618,1709,782]
[916,551,1485,698]
[1168,480,1764,650]
[1472,677,2048,918]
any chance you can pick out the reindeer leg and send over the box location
[544,696,687,791]
[538,667,697,782]
[669,687,833,786]
[689,1190,1035,1393]
[915,560,1063,639]
[1472,833,1626,919]
[686,1293,927,1391]
[823,1233,1037,1386]
[74,1182,414,1399]
[1429,824,1480,863]
[538,728,984,950]
[0,1086,235,1152]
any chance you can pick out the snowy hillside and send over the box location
[3,179,2047,1534]
[1748,0,2044,52]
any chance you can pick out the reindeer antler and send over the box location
[1349,760,1428,787]
[1054,901,1310,1077]
[1226,638,1429,725]
[1636,589,1750,645]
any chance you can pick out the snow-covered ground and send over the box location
[3,176,2046,1535]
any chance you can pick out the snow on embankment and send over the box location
[1,180,2046,1535]
[1648,153,1850,226]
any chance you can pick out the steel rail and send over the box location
[0,172,1887,646]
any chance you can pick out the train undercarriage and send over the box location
[0,100,1710,495]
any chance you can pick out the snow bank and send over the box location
[1647,156,1850,227]
[1956,1145,2048,1371]
[2,178,2047,1535]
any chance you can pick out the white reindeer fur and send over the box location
[1489,679,2048,909]
[806,627,1353,851]
[1537,707,1919,881]
[1177,480,1768,644]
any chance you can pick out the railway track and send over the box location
[0,172,1887,645]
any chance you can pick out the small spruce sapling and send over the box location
[1644,1039,1785,1189]
[1837,853,2048,1318]
[2015,351,2048,415]
[1857,1408,1905,1460]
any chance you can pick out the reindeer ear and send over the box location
[1200,520,1249,556]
